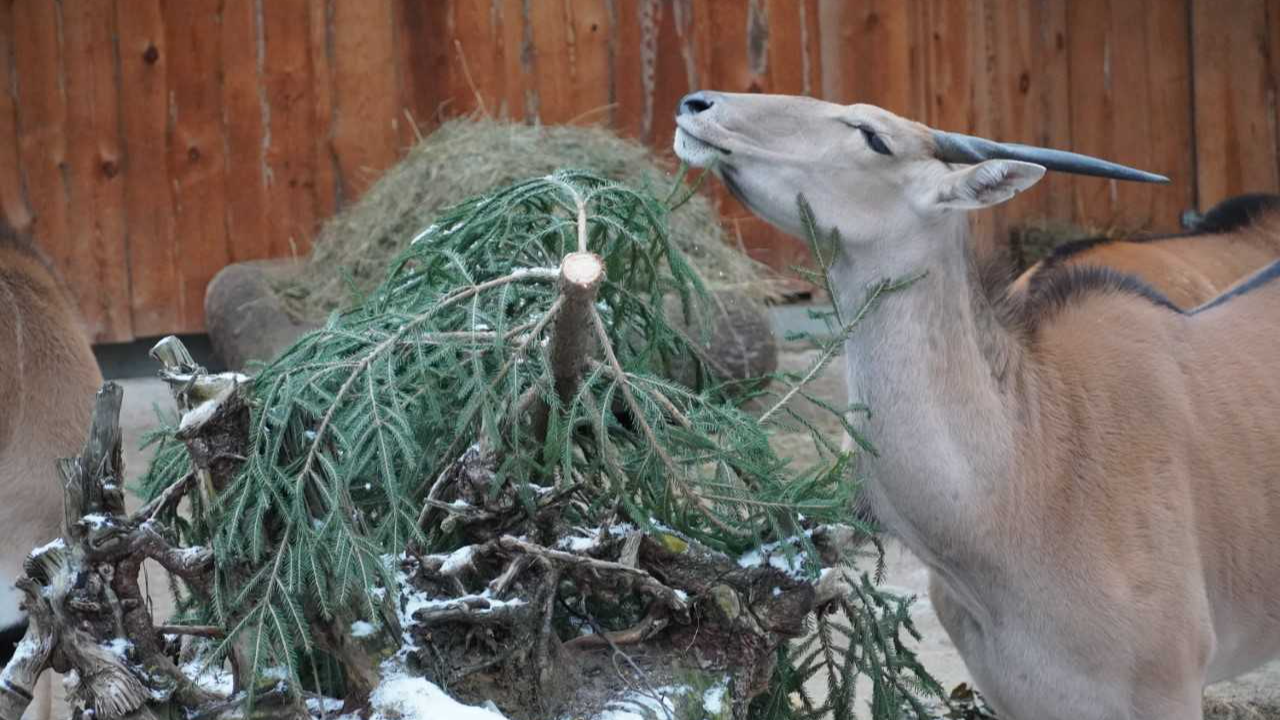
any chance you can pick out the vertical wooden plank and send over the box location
[11,0,71,278]
[448,0,496,118]
[1270,0,1280,191]
[495,0,531,121]
[767,0,805,94]
[1139,0,1194,230]
[220,0,270,263]
[330,0,403,200]
[609,0,645,137]
[708,0,753,94]
[1192,0,1278,210]
[921,0,974,132]
[262,0,321,258]
[800,0,823,98]
[567,0,611,122]
[117,0,178,337]
[1028,0,1073,221]
[1104,0,1158,230]
[612,0,656,140]
[699,1,810,276]
[822,0,916,114]
[984,0,1037,232]
[165,0,232,333]
[61,0,132,341]
[1065,0,1191,232]
[1066,0,1118,226]
[527,0,572,123]
[310,0,339,216]
[648,0,693,152]
[0,1,31,230]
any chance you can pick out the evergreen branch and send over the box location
[300,266,559,506]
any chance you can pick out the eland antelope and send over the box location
[673,91,1280,720]
[1,221,102,720]
[1009,193,1280,308]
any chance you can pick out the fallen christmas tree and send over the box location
[2,170,996,720]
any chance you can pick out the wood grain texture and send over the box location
[1192,0,1278,210]
[220,0,270,263]
[1027,0,1073,220]
[310,0,340,217]
[11,0,71,279]
[496,0,531,121]
[263,0,321,258]
[330,0,403,200]
[6,0,1280,340]
[61,0,132,341]
[116,0,179,337]
[447,0,498,118]
[1138,0,1194,230]
[165,0,232,334]
[0,0,30,230]
[611,0,647,139]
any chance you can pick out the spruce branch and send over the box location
[119,170,956,719]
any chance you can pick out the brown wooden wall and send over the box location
[1,0,1278,344]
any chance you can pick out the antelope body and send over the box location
[0,222,102,720]
[1010,193,1280,308]
[674,91,1280,720]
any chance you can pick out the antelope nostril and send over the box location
[679,92,714,116]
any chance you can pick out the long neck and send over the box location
[832,213,1027,565]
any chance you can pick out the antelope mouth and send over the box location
[673,126,730,168]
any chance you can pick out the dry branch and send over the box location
[0,383,223,720]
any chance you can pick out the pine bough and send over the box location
[1,171,997,720]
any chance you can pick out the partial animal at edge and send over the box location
[674,89,1280,720]
[1008,193,1280,308]
[0,221,103,720]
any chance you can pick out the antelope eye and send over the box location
[857,126,893,156]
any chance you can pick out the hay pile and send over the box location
[274,116,782,321]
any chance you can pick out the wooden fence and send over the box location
[1,0,1278,343]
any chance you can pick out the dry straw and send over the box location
[273,115,784,321]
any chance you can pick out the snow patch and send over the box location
[351,621,376,638]
[80,514,111,529]
[0,635,38,685]
[181,659,234,696]
[102,637,132,659]
[736,530,817,579]
[307,696,346,715]
[369,666,510,720]
[702,676,730,715]
[594,686,680,720]
[32,537,66,556]
[178,398,222,433]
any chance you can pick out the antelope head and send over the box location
[673,91,1166,249]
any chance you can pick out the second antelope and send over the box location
[1009,193,1280,308]
[1,221,103,720]
[674,91,1280,720]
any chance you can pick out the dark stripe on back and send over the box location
[1034,193,1280,273]
[1190,258,1280,315]
[1191,193,1280,234]
[1,620,26,667]
[1024,265,1183,322]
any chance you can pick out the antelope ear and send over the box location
[934,160,1045,210]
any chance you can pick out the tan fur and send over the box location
[674,91,1280,720]
[0,224,102,720]
[1010,219,1280,308]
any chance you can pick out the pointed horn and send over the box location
[932,131,1170,184]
